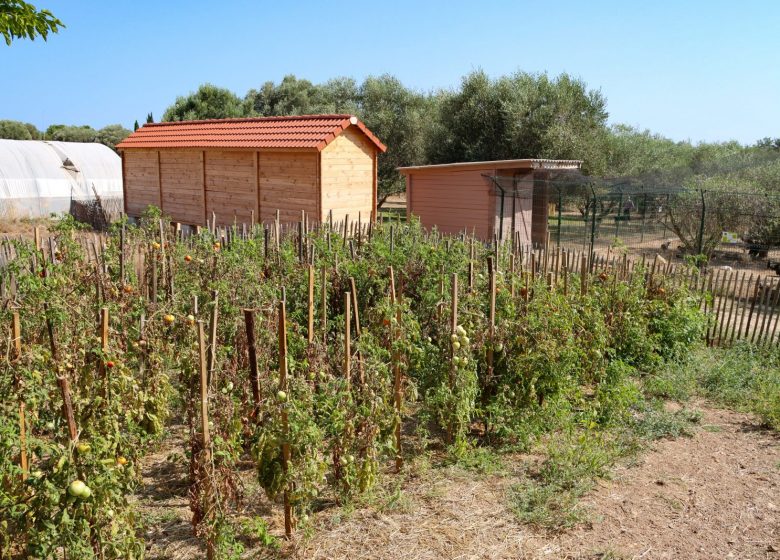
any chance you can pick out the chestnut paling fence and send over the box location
[1,214,778,349]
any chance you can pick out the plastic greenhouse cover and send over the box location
[0,139,122,217]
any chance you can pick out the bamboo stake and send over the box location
[580,254,588,296]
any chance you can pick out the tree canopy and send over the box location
[0,0,63,45]
[162,84,246,122]
[0,119,38,139]
[157,71,779,209]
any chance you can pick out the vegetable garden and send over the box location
[0,210,709,559]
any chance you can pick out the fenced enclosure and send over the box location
[548,185,780,276]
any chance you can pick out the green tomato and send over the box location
[80,485,92,499]
[277,390,287,402]
[450,334,459,343]
[452,340,461,350]
[496,343,504,352]
[76,442,91,453]
[461,336,470,345]
[68,480,86,497]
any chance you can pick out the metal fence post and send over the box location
[557,188,562,249]
[697,189,706,256]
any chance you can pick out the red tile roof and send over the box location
[116,114,387,152]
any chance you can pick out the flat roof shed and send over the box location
[116,114,386,226]
[398,159,582,245]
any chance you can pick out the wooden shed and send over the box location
[116,115,386,226]
[398,159,582,245]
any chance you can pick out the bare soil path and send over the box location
[136,404,779,559]
[293,405,779,560]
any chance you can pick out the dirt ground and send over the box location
[136,403,779,559]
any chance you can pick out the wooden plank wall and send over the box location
[320,127,374,223]
[531,170,549,247]
[259,152,318,224]
[407,169,493,239]
[159,151,204,225]
[123,150,160,216]
[205,151,256,226]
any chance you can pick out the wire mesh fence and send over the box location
[549,186,780,277]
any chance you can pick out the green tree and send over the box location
[359,75,433,206]
[245,75,335,116]
[0,119,33,139]
[23,121,40,139]
[47,125,98,142]
[0,0,63,45]
[162,84,246,121]
[96,124,131,149]
[133,120,139,131]
[427,70,610,175]
[146,112,154,123]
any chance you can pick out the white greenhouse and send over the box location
[0,139,123,219]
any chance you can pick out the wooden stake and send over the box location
[243,309,260,420]
[344,292,351,392]
[307,265,315,344]
[277,299,293,539]
[389,266,402,472]
[580,254,588,296]
[206,290,219,386]
[321,267,328,344]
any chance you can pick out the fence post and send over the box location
[697,189,706,256]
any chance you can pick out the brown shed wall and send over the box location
[123,150,160,216]
[407,169,494,239]
[159,150,204,225]
[258,151,319,224]
[205,151,257,226]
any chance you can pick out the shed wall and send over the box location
[258,152,318,224]
[320,127,374,223]
[123,150,160,217]
[159,150,204,225]
[407,169,493,239]
[205,151,257,226]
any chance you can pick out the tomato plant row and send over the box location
[0,210,706,558]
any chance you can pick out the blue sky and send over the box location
[2,0,779,144]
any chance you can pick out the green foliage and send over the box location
[427,70,610,175]
[0,215,712,556]
[0,119,39,139]
[0,0,63,45]
[162,83,247,121]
